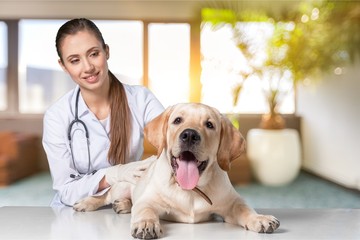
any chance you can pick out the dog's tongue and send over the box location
[176,154,199,190]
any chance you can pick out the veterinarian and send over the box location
[42,18,164,207]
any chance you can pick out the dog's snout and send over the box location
[180,129,201,145]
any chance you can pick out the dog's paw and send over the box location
[244,214,280,233]
[113,198,132,214]
[131,219,162,239]
[73,197,99,212]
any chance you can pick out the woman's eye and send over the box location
[70,59,79,64]
[90,51,99,57]
[173,117,182,124]
[206,121,214,129]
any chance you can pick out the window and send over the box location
[10,19,191,114]
[19,20,73,113]
[200,22,295,114]
[18,20,143,113]
[148,23,190,108]
[94,21,143,85]
[0,21,7,111]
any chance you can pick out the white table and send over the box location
[0,207,359,239]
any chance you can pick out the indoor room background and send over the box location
[0,0,359,207]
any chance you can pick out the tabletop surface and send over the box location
[0,207,359,239]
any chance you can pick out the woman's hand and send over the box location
[105,156,156,185]
[97,177,111,192]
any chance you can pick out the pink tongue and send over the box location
[176,159,199,190]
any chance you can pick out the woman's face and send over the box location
[58,30,110,93]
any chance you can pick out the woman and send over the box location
[42,18,164,207]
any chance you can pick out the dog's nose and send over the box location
[180,129,201,145]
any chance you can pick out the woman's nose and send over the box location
[83,59,95,72]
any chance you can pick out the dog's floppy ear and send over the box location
[217,116,246,171]
[144,106,174,157]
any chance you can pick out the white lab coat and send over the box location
[42,84,164,207]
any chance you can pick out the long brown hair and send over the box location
[108,71,132,165]
[56,18,131,165]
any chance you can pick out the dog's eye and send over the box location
[173,117,182,124]
[206,121,214,129]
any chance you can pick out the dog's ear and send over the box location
[217,115,246,171]
[144,106,174,157]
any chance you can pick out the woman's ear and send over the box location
[58,59,68,73]
[105,44,110,60]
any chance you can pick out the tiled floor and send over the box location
[0,171,359,208]
[235,171,360,208]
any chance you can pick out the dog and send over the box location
[74,103,280,239]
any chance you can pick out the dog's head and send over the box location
[144,103,245,190]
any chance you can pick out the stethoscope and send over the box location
[68,88,97,179]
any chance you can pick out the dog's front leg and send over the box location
[131,202,162,239]
[224,198,280,233]
[73,193,109,212]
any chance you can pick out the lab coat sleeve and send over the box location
[42,108,108,206]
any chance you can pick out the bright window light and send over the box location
[0,21,7,111]
[18,19,143,113]
[200,22,295,114]
[148,23,190,108]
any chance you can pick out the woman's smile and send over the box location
[83,72,100,84]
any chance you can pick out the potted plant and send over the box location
[203,1,360,185]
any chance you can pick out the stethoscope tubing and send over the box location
[67,88,93,177]
[68,89,89,141]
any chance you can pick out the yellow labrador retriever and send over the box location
[74,103,280,239]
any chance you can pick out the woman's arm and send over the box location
[43,101,109,206]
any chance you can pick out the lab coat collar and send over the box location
[70,86,90,119]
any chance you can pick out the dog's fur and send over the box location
[74,103,280,239]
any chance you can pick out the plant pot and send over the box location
[247,128,301,186]
[260,113,285,129]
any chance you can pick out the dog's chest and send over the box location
[147,156,214,223]
[160,190,213,223]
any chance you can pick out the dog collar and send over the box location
[193,187,212,205]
